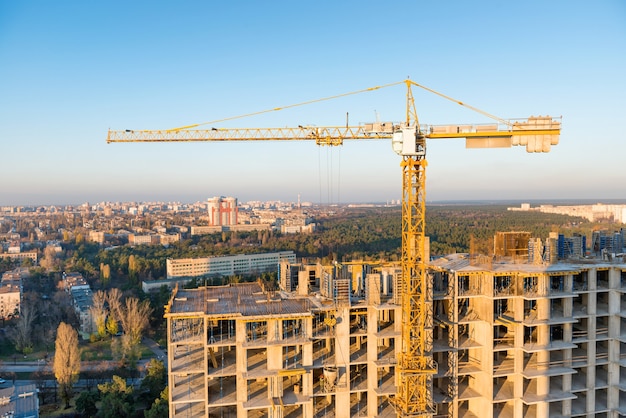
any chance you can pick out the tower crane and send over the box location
[107,79,561,417]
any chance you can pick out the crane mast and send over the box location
[395,81,436,416]
[107,80,560,417]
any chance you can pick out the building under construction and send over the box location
[165,241,626,417]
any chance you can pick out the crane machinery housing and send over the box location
[107,79,561,417]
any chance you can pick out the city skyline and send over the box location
[1,1,625,206]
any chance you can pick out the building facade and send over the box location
[166,251,296,279]
[430,255,626,417]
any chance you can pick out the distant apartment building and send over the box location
[207,196,238,226]
[0,269,22,319]
[45,240,64,254]
[62,272,88,291]
[277,214,316,234]
[0,251,37,264]
[62,272,94,338]
[190,226,223,236]
[510,202,626,223]
[159,233,181,245]
[166,251,296,279]
[89,230,106,244]
[191,224,272,236]
[7,241,21,254]
[128,233,159,245]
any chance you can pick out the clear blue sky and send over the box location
[1,1,624,206]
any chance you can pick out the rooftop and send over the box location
[167,282,312,318]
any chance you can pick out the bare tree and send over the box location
[100,263,111,286]
[89,290,108,338]
[107,288,123,324]
[8,298,37,353]
[119,297,152,345]
[40,245,61,272]
[53,322,80,408]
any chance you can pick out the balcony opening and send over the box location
[597,269,609,289]
[550,324,564,344]
[573,271,588,291]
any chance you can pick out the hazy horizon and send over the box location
[3,196,626,208]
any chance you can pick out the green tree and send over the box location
[140,359,166,401]
[144,387,168,418]
[97,375,134,418]
[53,322,81,408]
[76,390,99,417]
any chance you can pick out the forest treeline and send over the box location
[77,205,598,285]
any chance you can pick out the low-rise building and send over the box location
[62,272,94,338]
[166,251,296,279]
[0,384,39,418]
[0,287,19,317]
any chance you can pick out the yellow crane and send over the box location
[107,79,560,417]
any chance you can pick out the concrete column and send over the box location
[367,307,379,417]
[334,306,351,417]
[167,316,174,417]
[236,319,247,417]
[302,317,314,417]
[608,268,621,412]
[298,271,309,296]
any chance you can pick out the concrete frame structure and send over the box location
[430,255,626,418]
[165,263,403,418]
[165,255,626,418]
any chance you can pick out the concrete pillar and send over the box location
[608,268,621,412]
[367,307,379,417]
[302,316,314,418]
[536,278,550,418]
[334,306,351,417]
[267,319,283,371]
[366,273,381,305]
[383,273,390,295]
[298,271,309,296]
[236,319,247,417]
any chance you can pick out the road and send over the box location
[0,337,167,375]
